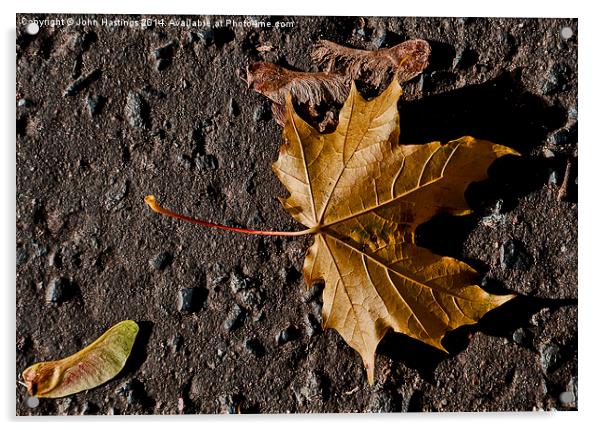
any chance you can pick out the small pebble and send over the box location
[303,313,321,337]
[33,243,48,257]
[230,272,254,293]
[548,169,560,186]
[227,98,239,116]
[115,379,147,406]
[238,288,265,309]
[86,95,104,117]
[540,63,570,95]
[168,334,183,353]
[372,28,387,49]
[539,342,561,372]
[188,375,206,401]
[45,277,73,303]
[209,262,229,286]
[18,98,32,108]
[542,148,556,158]
[223,304,245,331]
[244,338,265,357]
[253,103,272,122]
[218,394,242,414]
[80,401,96,415]
[500,239,532,270]
[187,31,199,44]
[16,247,28,267]
[177,287,200,313]
[476,64,490,74]
[57,398,73,415]
[309,301,322,319]
[155,59,169,72]
[247,211,263,227]
[530,308,551,326]
[276,325,300,345]
[149,251,173,271]
[294,371,326,406]
[198,29,215,46]
[304,282,324,303]
[452,47,478,70]
[104,180,128,210]
[550,126,577,146]
[177,154,193,170]
[125,91,149,130]
[63,69,101,97]
[252,311,264,323]
[195,154,218,170]
[499,32,516,59]
[559,391,575,404]
[417,74,426,92]
[153,42,175,61]
[567,376,578,394]
[493,199,505,214]
[512,328,531,346]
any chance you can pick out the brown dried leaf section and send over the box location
[246,39,431,126]
[311,39,431,86]
[273,79,517,384]
[246,62,348,125]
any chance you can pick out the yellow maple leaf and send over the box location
[273,78,518,384]
[145,78,519,385]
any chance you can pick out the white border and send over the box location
[3,1,597,430]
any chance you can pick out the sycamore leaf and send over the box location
[273,78,518,384]
[311,39,431,87]
[246,62,349,126]
[21,320,139,398]
[246,62,349,107]
[247,39,430,127]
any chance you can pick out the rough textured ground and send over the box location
[16,15,577,414]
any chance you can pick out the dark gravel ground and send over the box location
[16,15,577,414]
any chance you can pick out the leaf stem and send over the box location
[144,195,314,237]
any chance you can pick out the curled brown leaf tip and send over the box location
[246,62,350,126]
[311,39,431,87]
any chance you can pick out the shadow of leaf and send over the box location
[377,71,574,383]
[119,320,153,378]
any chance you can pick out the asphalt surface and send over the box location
[16,15,577,414]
